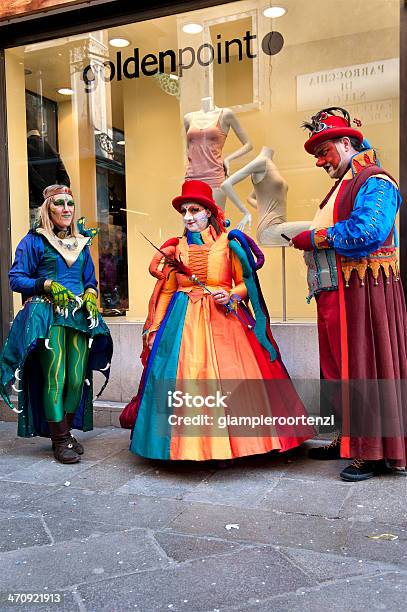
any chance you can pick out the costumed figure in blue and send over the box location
[0,185,113,464]
[290,108,407,481]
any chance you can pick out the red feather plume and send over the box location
[139,232,193,278]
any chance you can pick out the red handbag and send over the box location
[119,395,140,429]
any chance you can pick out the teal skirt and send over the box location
[0,297,113,437]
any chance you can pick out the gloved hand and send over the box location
[49,281,76,318]
[290,230,314,251]
[83,291,99,329]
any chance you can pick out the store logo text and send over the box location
[82,31,282,93]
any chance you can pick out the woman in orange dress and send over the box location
[122,180,314,460]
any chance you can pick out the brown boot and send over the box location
[65,412,84,455]
[48,417,80,464]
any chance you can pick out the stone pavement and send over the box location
[0,422,406,612]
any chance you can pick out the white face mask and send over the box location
[181,203,210,232]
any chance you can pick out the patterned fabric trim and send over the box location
[341,247,400,287]
[350,149,377,176]
[312,227,330,249]
[25,295,53,305]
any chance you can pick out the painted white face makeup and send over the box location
[50,194,75,230]
[181,202,211,232]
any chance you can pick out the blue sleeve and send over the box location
[8,233,44,296]
[82,245,98,294]
[326,177,402,257]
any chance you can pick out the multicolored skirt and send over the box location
[127,292,315,460]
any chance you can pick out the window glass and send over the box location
[5,0,400,320]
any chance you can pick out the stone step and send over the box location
[0,397,126,428]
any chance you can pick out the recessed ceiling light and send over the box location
[263,6,287,18]
[117,140,125,146]
[182,23,203,34]
[109,38,131,48]
[169,74,179,80]
[57,88,74,95]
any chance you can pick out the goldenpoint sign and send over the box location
[82,30,283,93]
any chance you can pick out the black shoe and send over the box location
[340,458,375,482]
[308,434,341,460]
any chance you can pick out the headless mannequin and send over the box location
[221,147,311,244]
[184,96,252,211]
[26,123,70,228]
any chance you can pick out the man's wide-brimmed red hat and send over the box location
[172,180,219,217]
[303,108,364,154]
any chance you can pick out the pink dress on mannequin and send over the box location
[185,111,227,189]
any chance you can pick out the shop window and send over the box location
[207,13,258,110]
[4,0,401,321]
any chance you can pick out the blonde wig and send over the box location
[38,184,79,237]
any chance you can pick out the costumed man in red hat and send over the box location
[121,179,315,462]
[290,107,407,481]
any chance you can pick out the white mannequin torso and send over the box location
[221,146,310,242]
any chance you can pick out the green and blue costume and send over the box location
[0,229,113,437]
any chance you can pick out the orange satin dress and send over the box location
[129,226,314,460]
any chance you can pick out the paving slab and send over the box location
[261,477,351,518]
[184,468,280,508]
[153,531,246,562]
[68,451,152,492]
[39,514,132,544]
[1,457,98,486]
[76,546,316,612]
[281,546,396,581]
[339,475,407,525]
[30,486,185,530]
[285,454,350,481]
[0,516,51,553]
[165,502,350,554]
[71,430,130,461]
[343,521,407,566]
[0,530,168,591]
[0,452,52,476]
[1,421,407,611]
[0,438,50,461]
[0,481,58,512]
[115,466,215,499]
[233,571,407,612]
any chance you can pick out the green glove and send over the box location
[83,291,99,329]
[49,281,76,318]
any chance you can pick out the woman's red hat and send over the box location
[303,108,363,154]
[172,180,220,216]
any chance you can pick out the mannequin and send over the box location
[221,147,311,244]
[26,115,70,228]
[184,96,252,210]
